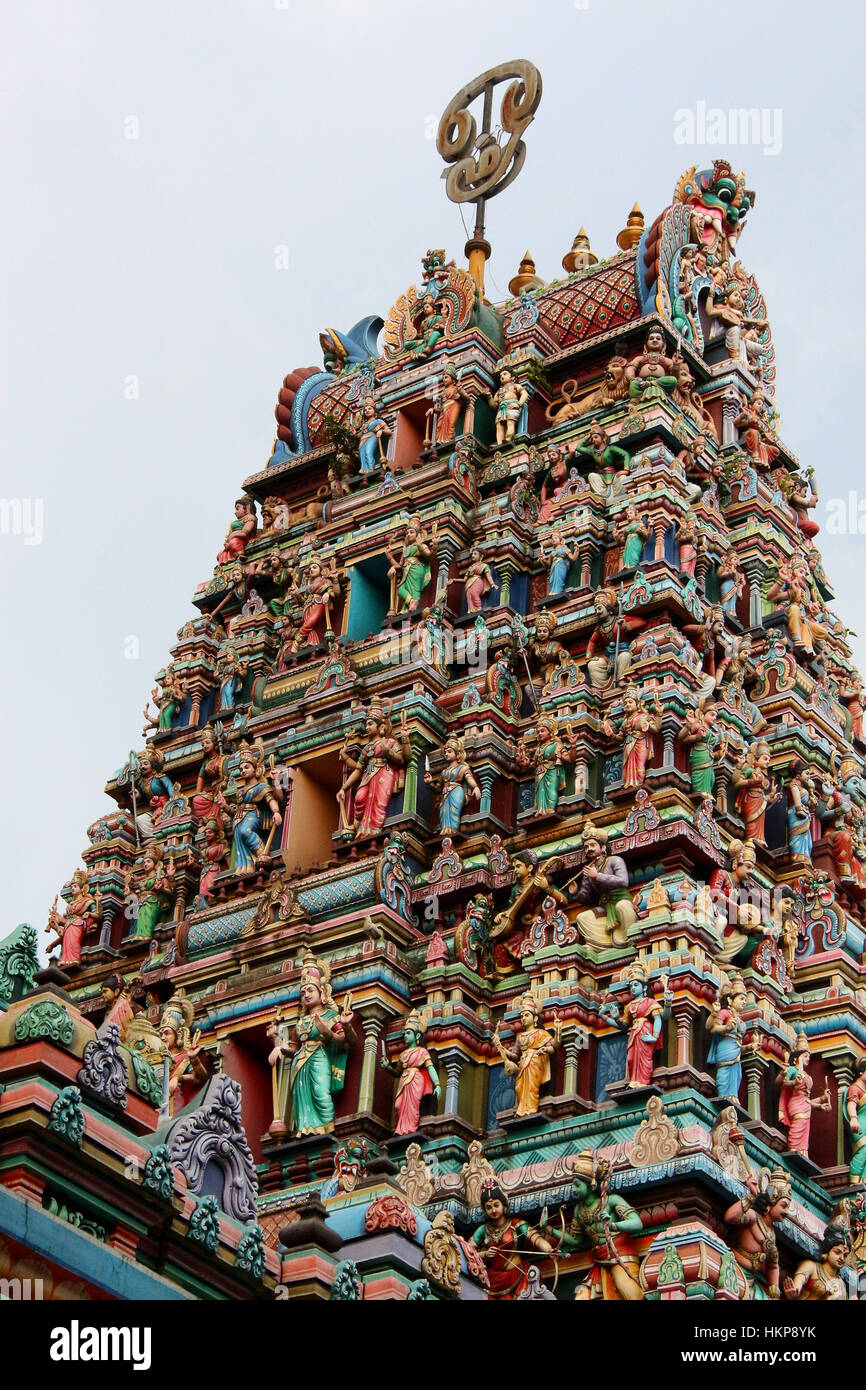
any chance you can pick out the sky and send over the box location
[1,0,865,936]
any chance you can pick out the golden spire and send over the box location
[616,203,645,251]
[508,250,545,297]
[562,226,598,272]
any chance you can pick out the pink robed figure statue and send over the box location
[600,962,673,1089]
[381,1008,441,1135]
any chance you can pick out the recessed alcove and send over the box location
[281,754,343,870]
[344,554,391,640]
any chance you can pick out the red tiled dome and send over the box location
[535,252,639,350]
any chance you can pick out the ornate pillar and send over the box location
[743,1054,764,1122]
[653,516,666,563]
[434,535,459,605]
[496,560,517,610]
[722,385,743,448]
[98,897,118,950]
[403,746,422,816]
[695,547,711,591]
[579,545,593,590]
[660,713,677,772]
[439,1048,463,1115]
[829,1055,856,1167]
[672,998,700,1069]
[743,559,765,629]
[478,766,496,816]
[562,1032,582,1096]
[357,1011,386,1114]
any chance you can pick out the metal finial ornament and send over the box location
[436,60,543,294]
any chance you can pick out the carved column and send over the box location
[743,1054,764,1122]
[743,559,765,629]
[660,713,678,772]
[434,536,459,605]
[672,998,700,1069]
[562,1032,581,1096]
[579,545,593,590]
[357,1012,386,1115]
[440,1048,463,1115]
[695,547,711,592]
[98,898,118,951]
[478,766,496,817]
[829,1054,857,1167]
[722,385,743,448]
[403,746,422,816]
[497,560,517,610]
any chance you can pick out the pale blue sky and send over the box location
[2,0,864,933]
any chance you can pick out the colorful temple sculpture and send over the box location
[5,61,866,1301]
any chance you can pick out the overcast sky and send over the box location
[2,0,864,936]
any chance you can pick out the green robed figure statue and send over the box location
[268,949,356,1136]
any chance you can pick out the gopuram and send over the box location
[3,61,865,1302]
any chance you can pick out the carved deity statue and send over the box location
[267,951,355,1136]
[381,1008,441,1135]
[492,991,561,1117]
[338,699,411,839]
[562,822,637,948]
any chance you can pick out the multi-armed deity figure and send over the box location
[267,951,355,1136]
[602,684,663,789]
[380,1007,441,1135]
[625,325,677,400]
[143,664,187,734]
[600,960,672,1089]
[125,843,175,941]
[45,869,99,968]
[128,746,174,842]
[732,739,780,846]
[224,738,283,876]
[338,699,412,840]
[516,712,576,816]
[563,822,637,949]
[158,996,209,1115]
[584,587,643,689]
[553,1151,644,1301]
[487,365,528,445]
[492,991,561,1117]
[766,559,829,657]
[424,735,481,835]
[278,554,341,658]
